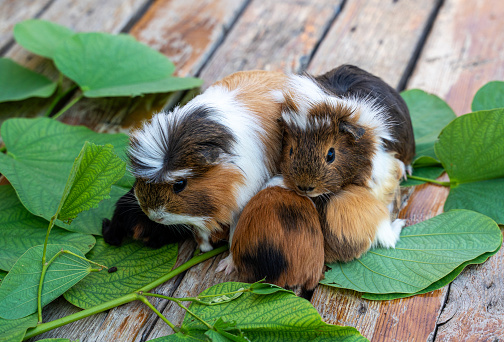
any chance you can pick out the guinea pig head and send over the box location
[279,100,375,197]
[128,106,244,235]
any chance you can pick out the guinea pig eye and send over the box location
[326,148,335,164]
[173,179,187,194]
[289,147,293,156]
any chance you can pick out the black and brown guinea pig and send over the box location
[231,176,324,291]
[275,64,415,262]
[103,70,288,266]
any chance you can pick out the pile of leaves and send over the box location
[0,19,503,342]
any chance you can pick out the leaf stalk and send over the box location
[407,175,451,187]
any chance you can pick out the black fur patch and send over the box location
[241,242,288,283]
[276,202,317,233]
[130,105,236,183]
[102,187,192,248]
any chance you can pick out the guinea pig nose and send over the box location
[297,185,315,192]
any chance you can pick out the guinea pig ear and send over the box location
[198,146,223,165]
[339,121,366,141]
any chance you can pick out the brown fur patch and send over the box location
[232,186,324,291]
[215,70,287,173]
[317,185,389,262]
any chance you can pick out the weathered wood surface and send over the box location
[0,0,53,54]
[3,0,503,340]
[407,0,504,116]
[306,0,442,89]
[407,1,504,340]
[198,0,343,88]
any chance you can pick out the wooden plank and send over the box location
[28,240,197,342]
[58,0,250,133]
[0,0,53,55]
[0,0,152,130]
[407,0,504,116]
[198,0,343,88]
[406,1,504,340]
[307,0,442,87]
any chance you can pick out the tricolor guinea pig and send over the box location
[103,71,287,258]
[231,176,324,291]
[275,64,415,262]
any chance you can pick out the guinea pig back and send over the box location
[231,182,324,291]
[104,71,287,251]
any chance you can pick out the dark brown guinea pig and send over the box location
[275,65,412,261]
[231,176,324,292]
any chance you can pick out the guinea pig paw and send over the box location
[216,255,236,275]
[392,218,406,235]
[199,241,214,252]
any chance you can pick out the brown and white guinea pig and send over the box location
[102,71,288,258]
[274,64,415,261]
[231,176,324,291]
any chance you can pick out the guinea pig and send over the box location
[231,176,324,291]
[275,65,414,261]
[103,71,287,261]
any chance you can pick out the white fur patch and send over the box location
[264,175,286,189]
[372,218,405,248]
[148,208,210,232]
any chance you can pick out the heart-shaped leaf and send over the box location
[435,109,504,223]
[401,89,456,165]
[0,244,91,319]
[0,313,37,342]
[321,210,502,295]
[0,58,57,103]
[0,185,96,271]
[53,32,202,98]
[57,142,125,224]
[471,81,504,111]
[0,118,133,234]
[153,282,367,341]
[14,20,75,59]
[64,238,177,309]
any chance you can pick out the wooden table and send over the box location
[1,0,503,340]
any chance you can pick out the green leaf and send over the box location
[249,281,294,295]
[400,166,445,187]
[206,318,249,342]
[57,142,125,223]
[63,238,177,309]
[0,118,133,234]
[53,32,202,97]
[0,271,6,281]
[0,244,91,319]
[159,282,367,342]
[322,210,502,295]
[0,185,95,271]
[14,19,75,59]
[0,58,57,103]
[0,313,37,342]
[472,81,504,111]
[434,109,504,223]
[401,89,456,164]
[363,248,500,300]
[33,339,74,342]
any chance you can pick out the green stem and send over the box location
[138,245,228,293]
[62,250,108,269]
[25,293,139,339]
[44,85,78,117]
[137,295,179,332]
[24,246,228,340]
[51,93,84,120]
[407,175,451,187]
[38,215,57,322]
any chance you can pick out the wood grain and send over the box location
[307,0,442,87]
[407,0,504,115]
[0,0,53,54]
[198,0,343,88]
